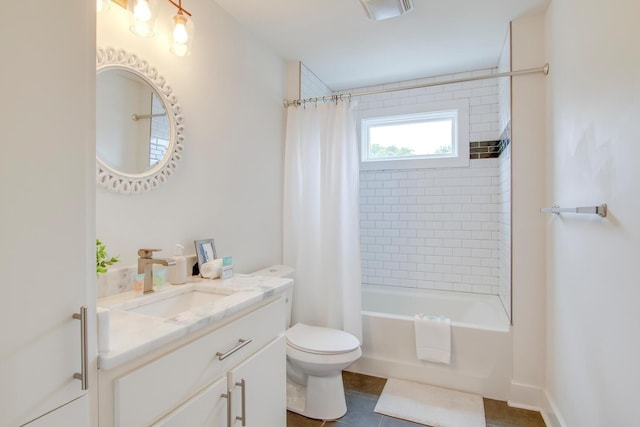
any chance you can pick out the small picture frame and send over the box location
[194,239,217,271]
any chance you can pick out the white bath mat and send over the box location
[374,378,485,427]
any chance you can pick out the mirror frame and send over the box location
[96,47,185,194]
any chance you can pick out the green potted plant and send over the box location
[96,239,119,276]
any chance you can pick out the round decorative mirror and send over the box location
[96,47,184,194]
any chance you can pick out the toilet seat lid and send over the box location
[286,323,360,355]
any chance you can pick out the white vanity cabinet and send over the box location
[152,377,228,426]
[227,335,286,426]
[2,1,95,426]
[98,297,286,427]
[155,335,286,427]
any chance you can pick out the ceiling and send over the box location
[213,0,549,91]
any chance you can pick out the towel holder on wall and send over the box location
[540,204,607,217]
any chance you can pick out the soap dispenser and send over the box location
[169,244,187,285]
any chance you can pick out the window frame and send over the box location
[358,100,469,171]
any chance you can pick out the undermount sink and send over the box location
[127,290,228,318]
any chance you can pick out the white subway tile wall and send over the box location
[498,29,512,141]
[354,68,504,295]
[297,63,511,298]
[360,160,501,293]
[149,95,170,165]
[498,141,511,314]
[347,68,501,142]
[300,63,333,100]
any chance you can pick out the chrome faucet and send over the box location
[137,249,176,294]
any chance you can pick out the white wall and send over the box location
[510,13,547,407]
[96,1,286,277]
[544,0,640,425]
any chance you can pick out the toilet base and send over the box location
[286,380,307,415]
[286,373,347,420]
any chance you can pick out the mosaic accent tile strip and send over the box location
[470,140,502,159]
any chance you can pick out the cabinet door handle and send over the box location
[215,338,252,361]
[221,389,232,427]
[72,305,88,390]
[235,378,247,426]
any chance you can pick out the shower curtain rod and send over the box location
[283,63,549,108]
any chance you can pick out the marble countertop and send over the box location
[97,274,292,370]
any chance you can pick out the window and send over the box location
[359,101,469,170]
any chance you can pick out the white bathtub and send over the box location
[348,284,512,400]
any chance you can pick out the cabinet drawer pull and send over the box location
[235,378,247,426]
[72,306,88,390]
[215,338,252,361]
[221,389,232,427]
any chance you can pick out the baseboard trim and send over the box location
[540,390,567,427]
[508,381,543,410]
[348,355,510,401]
[350,366,569,426]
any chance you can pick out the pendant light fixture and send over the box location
[103,0,194,56]
[129,0,159,37]
[168,0,194,57]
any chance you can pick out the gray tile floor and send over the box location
[287,372,546,427]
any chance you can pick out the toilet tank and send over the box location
[251,265,295,328]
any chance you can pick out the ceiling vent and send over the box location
[358,0,414,21]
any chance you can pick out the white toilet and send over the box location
[251,265,362,420]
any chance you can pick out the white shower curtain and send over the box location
[283,102,362,341]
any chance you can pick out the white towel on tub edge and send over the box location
[414,314,451,364]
